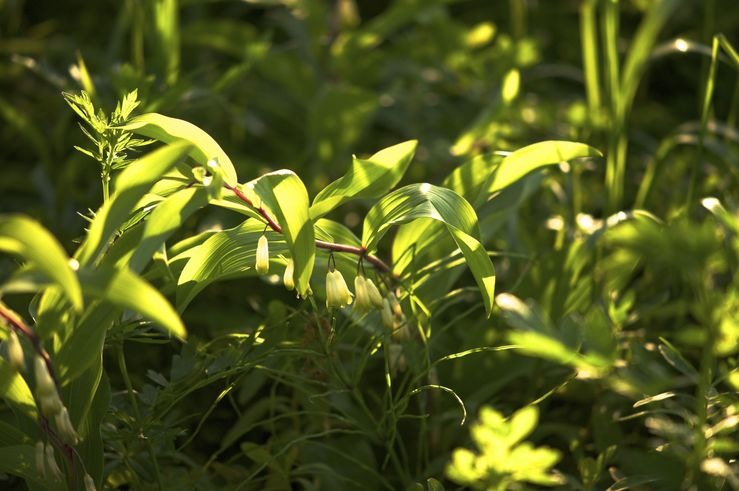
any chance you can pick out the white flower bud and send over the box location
[255,234,270,275]
[83,473,97,491]
[44,443,62,480]
[365,278,384,310]
[54,406,79,445]
[6,329,25,371]
[353,275,373,314]
[283,259,295,291]
[326,270,353,309]
[35,441,45,477]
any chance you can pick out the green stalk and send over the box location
[602,0,622,212]
[580,0,602,114]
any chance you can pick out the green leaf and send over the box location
[78,265,185,339]
[122,113,238,185]
[55,304,118,385]
[363,183,495,315]
[248,170,315,297]
[310,140,418,219]
[0,358,36,417]
[128,186,210,273]
[177,222,289,310]
[0,215,83,311]
[315,218,361,246]
[487,141,602,195]
[76,140,193,266]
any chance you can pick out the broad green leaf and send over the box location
[0,215,83,310]
[122,113,237,185]
[363,184,495,315]
[177,222,289,310]
[487,141,602,195]
[128,186,210,273]
[0,421,27,446]
[315,218,361,246]
[248,170,315,297]
[76,141,192,266]
[0,358,36,417]
[78,265,185,339]
[310,140,418,219]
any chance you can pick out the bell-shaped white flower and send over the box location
[44,443,62,480]
[365,277,384,310]
[326,269,353,309]
[6,329,25,371]
[255,234,270,275]
[283,258,295,291]
[54,406,79,445]
[354,275,385,313]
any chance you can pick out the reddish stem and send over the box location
[224,183,393,274]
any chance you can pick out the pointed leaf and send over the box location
[122,113,237,185]
[0,358,36,417]
[488,141,602,194]
[248,170,315,296]
[310,140,417,219]
[0,215,83,310]
[78,265,185,339]
[177,222,289,310]
[362,184,495,315]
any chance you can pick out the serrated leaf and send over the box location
[0,214,83,310]
[362,183,495,315]
[488,141,602,194]
[122,113,237,185]
[310,140,417,219]
[177,222,289,310]
[76,141,193,266]
[78,265,185,339]
[248,170,315,296]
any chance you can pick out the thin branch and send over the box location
[224,183,393,274]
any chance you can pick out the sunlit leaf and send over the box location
[122,113,237,185]
[0,215,83,310]
[487,141,602,195]
[363,183,495,315]
[0,358,36,417]
[78,265,185,339]
[310,140,418,219]
[248,170,315,296]
[76,141,193,266]
[177,222,289,310]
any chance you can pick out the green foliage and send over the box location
[446,405,564,490]
[1,0,739,490]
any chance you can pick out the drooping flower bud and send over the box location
[35,441,46,477]
[365,278,384,310]
[34,356,62,416]
[283,258,295,291]
[54,406,79,445]
[6,329,25,372]
[83,473,97,491]
[326,270,353,309]
[353,275,372,314]
[255,234,270,275]
[44,443,62,480]
[392,322,413,343]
